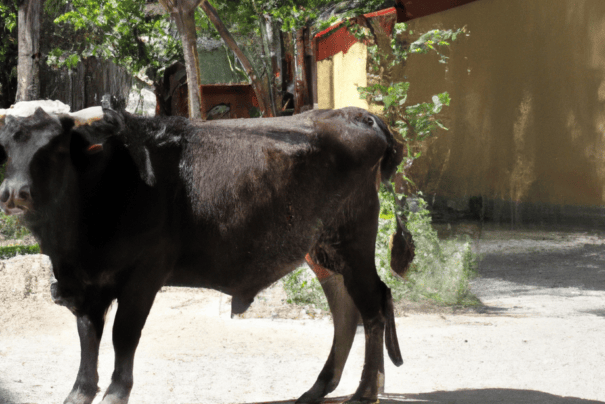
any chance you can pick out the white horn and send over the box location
[68,106,104,127]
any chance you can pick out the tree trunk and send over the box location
[159,0,203,119]
[258,14,277,117]
[265,15,283,115]
[293,28,309,114]
[16,0,42,102]
[172,10,202,119]
[281,31,294,109]
[199,0,272,117]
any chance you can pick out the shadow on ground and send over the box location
[0,381,18,404]
[398,389,605,403]
[477,243,605,293]
[260,389,605,404]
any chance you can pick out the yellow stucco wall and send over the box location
[317,41,368,110]
[398,0,605,218]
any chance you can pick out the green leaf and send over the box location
[66,53,80,69]
[383,95,395,109]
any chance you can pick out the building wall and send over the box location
[317,41,369,110]
[373,0,605,224]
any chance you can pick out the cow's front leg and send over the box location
[101,273,164,404]
[64,309,107,404]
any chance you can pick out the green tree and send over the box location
[0,0,18,107]
[49,0,183,94]
[355,22,464,165]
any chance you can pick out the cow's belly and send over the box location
[167,210,324,299]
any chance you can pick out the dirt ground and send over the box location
[1,223,605,404]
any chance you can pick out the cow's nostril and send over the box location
[18,185,31,201]
[0,188,9,203]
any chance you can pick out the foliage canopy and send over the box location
[45,0,395,81]
[47,0,183,83]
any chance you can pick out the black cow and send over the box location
[0,106,413,404]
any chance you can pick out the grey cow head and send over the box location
[0,107,103,217]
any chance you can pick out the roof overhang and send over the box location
[315,0,478,62]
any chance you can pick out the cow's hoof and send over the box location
[344,391,380,404]
[63,390,95,404]
[296,390,323,404]
[296,378,337,403]
[344,399,379,404]
[100,395,129,404]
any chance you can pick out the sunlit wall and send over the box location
[317,41,369,110]
[402,0,605,223]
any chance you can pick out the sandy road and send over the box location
[1,224,605,404]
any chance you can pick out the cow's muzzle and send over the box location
[0,181,33,215]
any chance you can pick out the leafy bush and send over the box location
[281,267,328,312]
[375,191,479,306]
[353,21,479,306]
[0,244,40,259]
[0,212,30,239]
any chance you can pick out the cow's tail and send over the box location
[373,115,414,367]
[383,285,403,366]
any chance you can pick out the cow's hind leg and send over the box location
[296,255,360,404]
[64,298,112,404]
[341,253,392,403]
[322,193,402,403]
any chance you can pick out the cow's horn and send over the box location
[69,106,104,127]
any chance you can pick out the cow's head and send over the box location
[0,107,106,217]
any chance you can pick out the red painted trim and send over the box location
[315,8,397,62]
[315,20,345,40]
[364,6,397,19]
[315,8,396,40]
[315,25,359,62]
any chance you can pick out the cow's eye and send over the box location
[13,130,28,142]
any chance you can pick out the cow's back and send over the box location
[171,109,389,299]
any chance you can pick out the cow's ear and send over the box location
[125,145,156,187]
[33,107,52,122]
[102,108,126,133]
[101,108,156,186]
